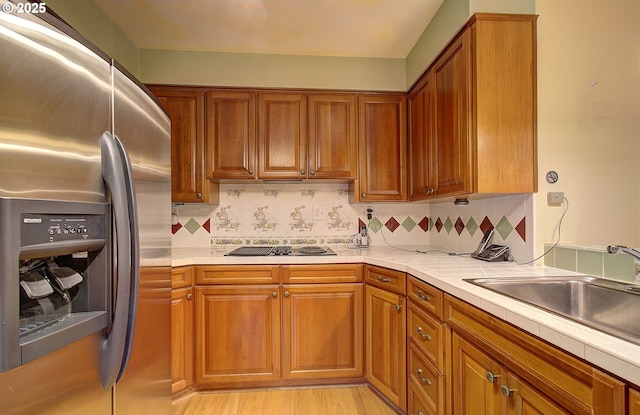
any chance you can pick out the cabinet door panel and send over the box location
[432,33,471,197]
[154,90,206,202]
[195,286,281,387]
[451,333,505,415]
[206,91,255,179]
[365,284,406,410]
[356,95,407,202]
[308,94,357,179]
[408,76,435,201]
[171,287,194,394]
[505,373,570,415]
[258,93,307,179]
[282,283,363,380]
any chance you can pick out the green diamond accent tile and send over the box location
[466,217,479,237]
[368,217,383,233]
[495,216,513,240]
[443,217,453,234]
[184,218,201,234]
[402,217,417,232]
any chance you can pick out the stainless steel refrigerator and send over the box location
[0,1,172,414]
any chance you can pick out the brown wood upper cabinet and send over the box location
[257,92,307,179]
[149,87,218,203]
[205,90,256,179]
[307,94,358,179]
[409,13,538,200]
[351,94,408,202]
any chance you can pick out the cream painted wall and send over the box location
[534,0,640,255]
[46,0,139,75]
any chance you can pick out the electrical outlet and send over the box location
[547,191,564,205]
[360,207,372,218]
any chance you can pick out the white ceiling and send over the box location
[93,0,443,59]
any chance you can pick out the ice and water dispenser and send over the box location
[0,198,111,372]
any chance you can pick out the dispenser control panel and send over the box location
[21,213,106,245]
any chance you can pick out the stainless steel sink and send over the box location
[465,276,640,346]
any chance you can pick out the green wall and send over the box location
[46,0,139,76]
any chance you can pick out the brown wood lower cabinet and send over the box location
[446,294,626,415]
[194,264,363,389]
[365,273,407,411]
[282,283,363,381]
[171,267,194,394]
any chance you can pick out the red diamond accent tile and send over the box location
[359,218,366,229]
[515,217,526,242]
[418,217,429,232]
[479,217,494,234]
[203,218,211,233]
[454,217,465,235]
[385,217,400,232]
[171,223,182,235]
[435,217,443,232]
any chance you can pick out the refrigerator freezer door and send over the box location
[0,4,112,415]
[0,4,110,202]
[111,65,172,415]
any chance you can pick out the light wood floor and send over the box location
[172,385,399,415]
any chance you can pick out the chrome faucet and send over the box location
[607,245,640,284]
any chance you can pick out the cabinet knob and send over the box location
[186,293,192,300]
[501,385,516,398]
[309,170,315,175]
[196,192,202,198]
[417,368,432,385]
[247,168,253,175]
[417,326,431,341]
[272,291,278,298]
[395,304,402,311]
[361,193,367,198]
[284,291,290,297]
[486,371,500,383]
[300,169,305,175]
[416,290,431,301]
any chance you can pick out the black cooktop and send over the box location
[225,245,337,256]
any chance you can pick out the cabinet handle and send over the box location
[416,290,431,301]
[395,304,402,311]
[284,291,290,297]
[486,371,500,383]
[309,170,315,175]
[376,275,391,283]
[272,291,278,298]
[300,169,305,175]
[361,193,367,198]
[416,326,431,341]
[186,293,192,300]
[417,368,432,385]
[501,385,516,398]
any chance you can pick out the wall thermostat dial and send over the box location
[546,170,559,184]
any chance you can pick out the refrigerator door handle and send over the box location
[100,131,140,390]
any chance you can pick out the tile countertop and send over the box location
[172,245,640,386]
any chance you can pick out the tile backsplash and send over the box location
[171,183,534,262]
[544,244,637,282]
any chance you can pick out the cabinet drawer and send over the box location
[408,344,444,411]
[196,265,280,284]
[408,276,443,319]
[282,264,363,283]
[408,381,436,415]
[365,265,406,295]
[172,266,194,289]
[408,303,444,371]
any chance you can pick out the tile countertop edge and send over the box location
[171,246,640,386]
